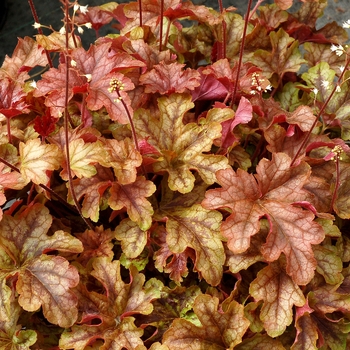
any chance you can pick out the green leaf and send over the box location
[163,294,250,349]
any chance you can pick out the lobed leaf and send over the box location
[202,153,325,285]
[19,139,62,185]
[163,294,250,349]
[250,261,305,337]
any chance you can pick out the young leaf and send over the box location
[250,261,305,337]
[163,294,250,349]
[19,139,63,185]
[134,94,229,193]
[202,152,325,285]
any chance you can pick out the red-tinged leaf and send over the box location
[74,5,114,31]
[0,78,28,119]
[33,108,58,137]
[34,63,87,118]
[135,94,229,193]
[76,225,115,266]
[202,153,325,285]
[17,255,80,328]
[157,204,224,286]
[69,165,114,222]
[291,302,318,350]
[0,37,48,81]
[235,333,286,350]
[115,219,148,259]
[0,204,83,327]
[108,176,156,231]
[153,224,194,284]
[251,28,306,78]
[191,70,229,101]
[19,139,63,185]
[87,71,135,124]
[163,294,250,349]
[99,138,142,184]
[139,62,200,94]
[274,0,293,10]
[250,261,305,338]
[220,97,253,150]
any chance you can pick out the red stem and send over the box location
[27,0,53,68]
[139,0,143,27]
[159,0,164,51]
[217,0,226,59]
[230,0,253,107]
[330,156,341,211]
[63,0,94,230]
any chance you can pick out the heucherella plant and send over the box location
[1,0,350,348]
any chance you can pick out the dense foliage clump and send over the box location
[1,0,350,348]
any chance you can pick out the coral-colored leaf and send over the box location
[291,303,318,350]
[250,261,305,337]
[163,294,250,349]
[135,94,229,193]
[108,176,156,230]
[69,165,113,222]
[158,204,224,286]
[0,204,82,327]
[202,153,325,285]
[0,37,48,81]
[139,62,200,94]
[17,255,80,328]
[100,138,142,184]
[19,139,62,185]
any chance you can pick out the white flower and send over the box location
[321,80,330,89]
[73,4,80,12]
[84,22,92,29]
[343,19,350,29]
[330,44,345,56]
[79,5,89,14]
[336,85,341,92]
[264,84,272,92]
[29,81,37,89]
[78,26,84,34]
[312,87,318,95]
[339,65,345,73]
[85,74,92,82]
[59,26,66,35]
[71,59,77,67]
[33,22,41,29]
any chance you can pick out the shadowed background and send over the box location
[0,0,349,64]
